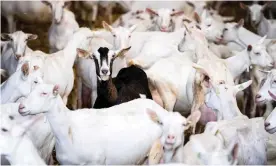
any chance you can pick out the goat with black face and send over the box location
[77,46,153,108]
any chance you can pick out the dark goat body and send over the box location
[93,65,153,108]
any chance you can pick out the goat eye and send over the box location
[113,34,116,37]
[41,92,48,96]
[255,52,260,55]
[9,115,14,120]
[207,24,211,27]
[1,128,8,132]
[34,81,38,84]
[224,28,228,31]
[158,120,163,125]
[129,35,131,38]
[273,80,276,84]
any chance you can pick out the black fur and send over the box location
[93,65,153,108]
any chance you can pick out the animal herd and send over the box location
[1,1,276,165]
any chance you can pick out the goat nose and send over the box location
[102,69,108,74]
[18,104,25,112]
[265,122,270,127]
[256,94,262,99]
[15,54,22,60]
[167,135,175,139]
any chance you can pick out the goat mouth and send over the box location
[256,99,266,105]
[265,126,276,134]
[19,110,30,116]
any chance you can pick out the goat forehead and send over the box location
[250,5,262,11]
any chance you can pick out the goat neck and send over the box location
[97,77,118,104]
[45,96,73,151]
[225,49,251,79]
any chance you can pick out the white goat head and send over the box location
[193,64,252,124]
[195,10,225,43]
[102,21,136,50]
[1,62,43,104]
[222,19,244,45]
[42,0,70,24]
[188,133,239,165]
[247,35,274,68]
[240,2,269,28]
[147,109,200,163]
[256,69,276,104]
[77,47,131,81]
[265,107,276,134]
[18,83,60,116]
[0,104,42,163]
[1,31,37,60]
[146,8,184,32]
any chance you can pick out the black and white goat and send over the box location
[77,47,152,108]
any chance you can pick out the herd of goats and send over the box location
[1,1,276,165]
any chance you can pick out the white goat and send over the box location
[256,69,276,104]
[1,1,69,32]
[1,62,43,104]
[17,28,95,106]
[48,6,79,53]
[1,31,37,76]
[240,2,276,38]
[146,8,184,32]
[18,83,193,165]
[148,111,201,163]
[225,36,274,80]
[0,103,49,165]
[181,132,238,165]
[205,116,267,164]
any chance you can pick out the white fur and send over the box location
[18,83,186,165]
[17,28,95,106]
[48,9,79,53]
[1,1,66,32]
[1,103,52,165]
[1,31,36,76]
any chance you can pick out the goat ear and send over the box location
[186,111,201,130]
[194,12,201,23]
[146,8,159,16]
[102,21,114,34]
[42,1,51,6]
[115,46,131,58]
[193,64,211,88]
[261,2,270,11]
[258,35,267,45]
[227,141,239,164]
[235,19,244,29]
[27,34,38,41]
[234,80,252,94]
[146,108,160,124]
[240,2,248,10]
[21,62,30,77]
[64,1,71,8]
[1,33,11,41]
[76,48,92,59]
[53,85,59,97]
[148,139,164,165]
[171,11,184,17]
[129,25,137,33]
[268,90,276,101]
[201,9,210,20]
